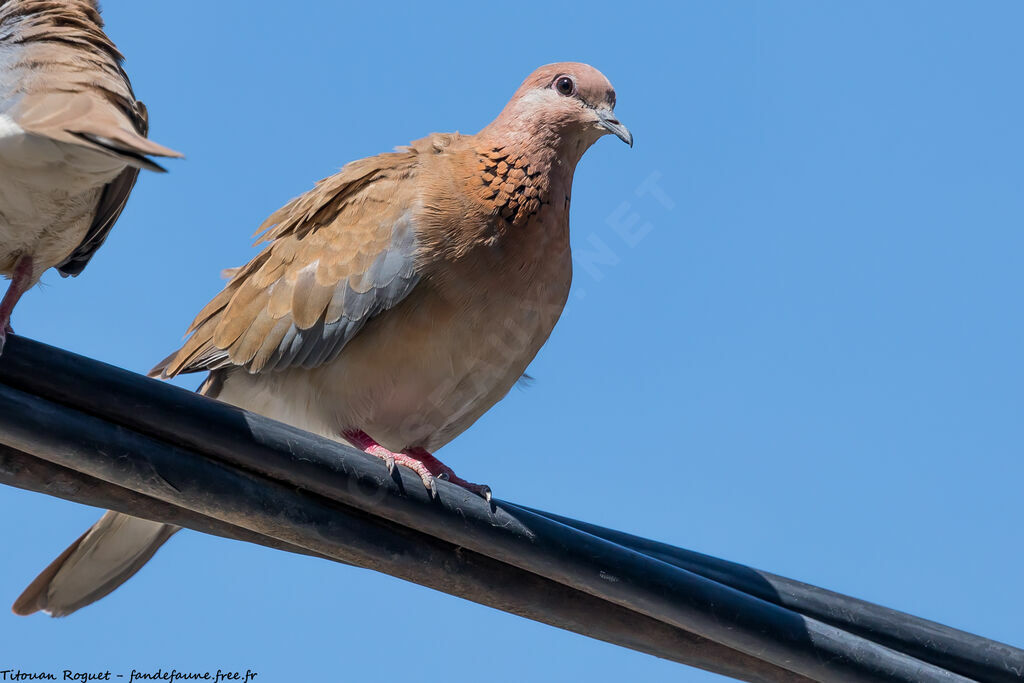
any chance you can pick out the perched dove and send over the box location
[13,62,630,617]
[0,0,181,352]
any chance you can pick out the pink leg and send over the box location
[343,429,492,501]
[0,254,34,354]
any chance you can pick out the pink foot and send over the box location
[0,254,34,356]
[343,430,492,501]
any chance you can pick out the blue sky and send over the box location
[1,1,1022,680]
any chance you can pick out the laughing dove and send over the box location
[13,62,630,617]
[0,0,181,352]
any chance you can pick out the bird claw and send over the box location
[465,483,492,502]
[344,431,491,502]
[421,470,491,502]
[432,469,492,501]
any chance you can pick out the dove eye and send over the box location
[553,76,576,97]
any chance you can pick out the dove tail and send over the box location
[11,511,178,617]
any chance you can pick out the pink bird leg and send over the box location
[343,429,492,501]
[0,254,34,354]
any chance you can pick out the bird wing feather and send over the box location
[3,7,182,170]
[151,150,425,378]
[55,103,149,277]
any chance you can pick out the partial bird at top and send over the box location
[14,61,630,617]
[0,0,182,353]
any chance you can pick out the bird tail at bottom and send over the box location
[12,511,178,617]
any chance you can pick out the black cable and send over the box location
[520,506,1024,683]
[1,336,1019,681]
[0,390,806,683]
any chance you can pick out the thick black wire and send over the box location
[519,506,1024,683]
[0,394,806,683]
[1,336,1020,681]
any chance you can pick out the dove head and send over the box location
[482,62,632,160]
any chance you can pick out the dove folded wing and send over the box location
[152,152,425,378]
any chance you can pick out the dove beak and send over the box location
[596,108,633,147]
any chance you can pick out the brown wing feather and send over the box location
[150,148,427,379]
[2,1,182,169]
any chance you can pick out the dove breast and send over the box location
[212,216,573,454]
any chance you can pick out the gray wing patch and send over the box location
[56,102,150,277]
[56,165,140,277]
[256,212,420,372]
